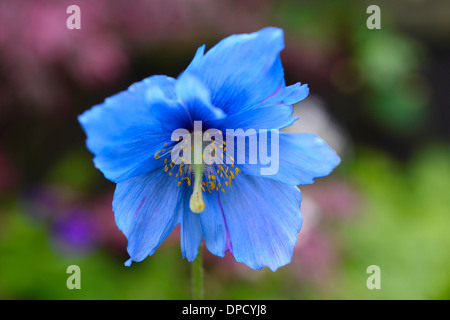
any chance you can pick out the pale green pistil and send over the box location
[190,163,205,213]
[189,130,205,213]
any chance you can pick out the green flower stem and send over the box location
[190,243,204,300]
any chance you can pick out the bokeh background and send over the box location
[0,0,449,299]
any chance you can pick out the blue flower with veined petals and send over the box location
[78,27,340,271]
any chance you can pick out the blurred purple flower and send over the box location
[22,184,116,256]
[22,185,62,222]
[52,208,100,254]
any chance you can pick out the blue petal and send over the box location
[112,169,184,265]
[180,185,230,261]
[214,103,297,131]
[231,132,340,186]
[259,82,309,106]
[180,194,203,262]
[185,29,310,131]
[217,173,303,271]
[211,78,310,131]
[185,27,285,114]
[78,75,178,183]
[199,191,231,258]
[175,73,226,128]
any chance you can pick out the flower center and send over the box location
[154,130,241,214]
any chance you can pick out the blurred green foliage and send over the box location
[338,145,450,299]
[1,145,449,299]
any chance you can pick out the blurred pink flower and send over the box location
[0,0,274,115]
[288,178,360,286]
[0,147,19,194]
[291,228,339,287]
[307,179,360,220]
[90,192,128,254]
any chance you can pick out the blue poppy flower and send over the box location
[78,27,340,271]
